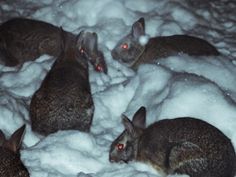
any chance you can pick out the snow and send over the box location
[139,35,150,46]
[0,0,236,177]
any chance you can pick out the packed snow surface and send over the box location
[0,0,236,177]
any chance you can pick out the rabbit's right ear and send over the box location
[131,17,145,40]
[132,106,146,129]
[6,125,26,153]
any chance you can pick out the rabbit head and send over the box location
[109,107,146,163]
[0,125,29,177]
[76,31,108,74]
[111,18,146,66]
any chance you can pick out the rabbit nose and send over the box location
[109,159,115,163]
[109,155,117,163]
[109,156,114,163]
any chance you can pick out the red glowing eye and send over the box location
[121,43,129,49]
[116,143,124,151]
[80,48,85,53]
[95,64,103,72]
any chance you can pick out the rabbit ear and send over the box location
[6,125,26,153]
[86,32,98,52]
[138,17,145,28]
[59,27,66,51]
[76,30,86,48]
[0,130,6,146]
[122,115,135,136]
[76,31,99,55]
[132,17,145,40]
[55,26,69,63]
[132,106,146,129]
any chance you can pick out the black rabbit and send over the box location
[109,107,235,177]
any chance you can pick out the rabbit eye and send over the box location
[95,64,103,72]
[121,43,129,49]
[116,143,125,151]
[80,48,85,54]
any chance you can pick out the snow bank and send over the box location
[0,0,236,177]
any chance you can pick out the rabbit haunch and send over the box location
[111,18,219,70]
[0,125,29,177]
[0,18,107,73]
[109,107,236,177]
[30,30,95,136]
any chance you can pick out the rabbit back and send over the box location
[0,18,71,66]
[132,35,220,70]
[163,35,219,56]
[138,118,235,177]
[30,47,94,135]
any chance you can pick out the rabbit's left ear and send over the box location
[122,115,135,136]
[131,17,145,40]
[87,32,98,52]
[6,125,26,153]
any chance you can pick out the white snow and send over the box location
[0,0,236,177]
[139,35,150,46]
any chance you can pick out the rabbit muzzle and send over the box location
[109,154,128,163]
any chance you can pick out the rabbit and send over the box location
[30,29,95,136]
[111,17,220,70]
[0,125,29,177]
[109,107,236,177]
[0,17,107,73]
[77,31,108,74]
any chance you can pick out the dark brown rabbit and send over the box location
[0,18,107,73]
[109,107,236,177]
[0,125,29,177]
[76,31,107,74]
[111,18,220,70]
[30,29,95,136]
